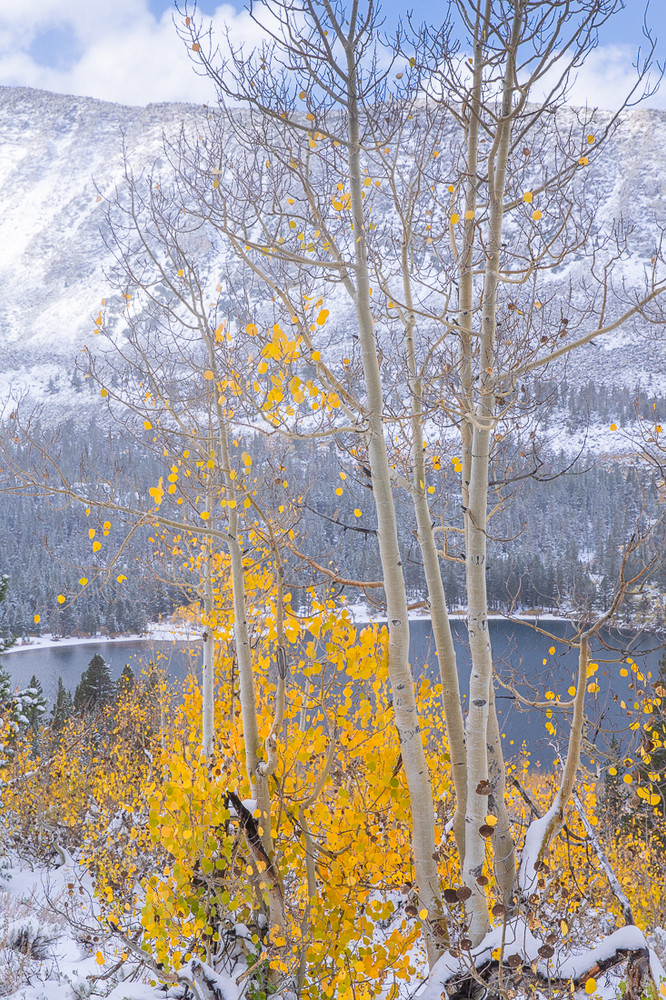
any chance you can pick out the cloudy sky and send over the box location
[0,0,664,109]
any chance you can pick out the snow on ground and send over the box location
[421,918,666,1000]
[3,621,201,656]
[0,846,254,1000]
[1,846,665,999]
[3,610,572,655]
[3,633,147,655]
[344,601,570,626]
[0,849,161,1000]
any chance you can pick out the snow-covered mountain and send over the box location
[1,85,665,419]
[0,87,206,408]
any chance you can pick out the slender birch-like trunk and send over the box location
[403,245,467,861]
[344,43,446,965]
[201,538,215,760]
[458,0,489,563]
[518,634,591,895]
[461,2,521,942]
[200,332,274,857]
[216,402,273,856]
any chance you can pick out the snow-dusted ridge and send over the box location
[1,87,666,422]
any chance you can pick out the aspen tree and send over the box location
[179,0,666,967]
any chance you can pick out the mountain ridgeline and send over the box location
[0,87,665,635]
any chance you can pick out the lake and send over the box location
[3,618,663,764]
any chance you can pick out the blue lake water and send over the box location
[3,618,663,763]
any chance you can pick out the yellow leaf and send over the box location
[116,575,127,583]
[96,951,105,966]
[419,908,428,919]
[177,268,184,277]
[587,134,595,144]
[354,509,362,517]
[200,511,210,520]
[89,528,96,539]
[204,370,214,381]
[311,350,321,361]
[144,420,152,430]
[532,209,542,221]
[610,422,617,431]
[33,614,40,624]
[560,919,568,936]
[585,978,597,995]
[79,577,88,586]
[246,323,258,336]
[523,191,533,203]
[100,388,108,397]
[92,541,101,552]
[57,594,66,604]
[549,646,555,655]
[316,309,329,326]
[450,213,460,224]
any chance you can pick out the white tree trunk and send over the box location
[201,542,215,760]
[403,250,467,861]
[345,47,446,965]
[460,3,521,942]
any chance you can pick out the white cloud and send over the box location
[0,2,664,112]
[534,44,666,111]
[0,1,266,106]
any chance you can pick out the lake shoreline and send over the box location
[3,611,578,657]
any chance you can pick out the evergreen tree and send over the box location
[74,653,114,713]
[16,675,46,730]
[50,676,73,730]
[0,575,15,653]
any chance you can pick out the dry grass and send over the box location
[0,880,64,996]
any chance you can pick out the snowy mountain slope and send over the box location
[0,87,206,409]
[1,85,665,419]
